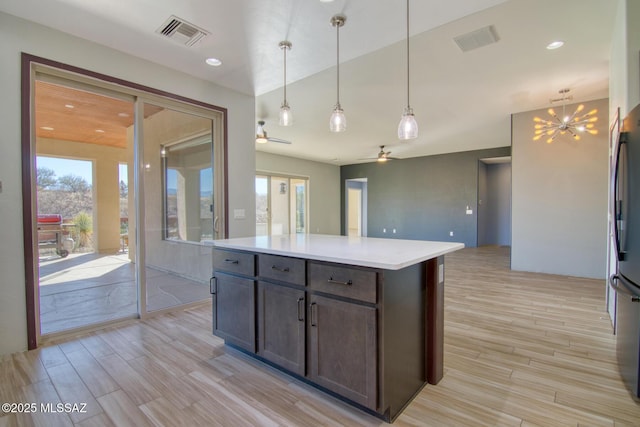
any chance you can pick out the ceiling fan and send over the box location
[361,145,398,162]
[255,120,292,144]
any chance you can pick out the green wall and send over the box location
[340,147,511,247]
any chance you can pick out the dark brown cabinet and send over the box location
[308,293,377,410]
[257,281,305,376]
[212,247,445,422]
[211,272,256,352]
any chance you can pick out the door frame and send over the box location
[345,178,368,237]
[255,172,309,236]
[21,53,228,349]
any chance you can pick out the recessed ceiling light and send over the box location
[118,112,130,118]
[205,57,222,67]
[64,104,75,109]
[96,129,105,133]
[546,40,564,50]
[40,126,54,131]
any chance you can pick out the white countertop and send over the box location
[210,234,464,270]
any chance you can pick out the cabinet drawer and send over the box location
[259,254,305,286]
[308,262,377,304]
[213,249,255,276]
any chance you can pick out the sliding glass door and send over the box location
[140,102,224,313]
[255,174,308,236]
[25,58,228,344]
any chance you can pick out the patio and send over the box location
[38,252,211,335]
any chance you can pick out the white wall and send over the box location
[610,0,640,119]
[0,12,256,355]
[256,151,341,235]
[512,98,609,279]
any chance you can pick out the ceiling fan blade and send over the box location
[267,137,292,145]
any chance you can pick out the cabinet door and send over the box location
[308,294,377,410]
[212,272,255,352]
[257,282,305,376]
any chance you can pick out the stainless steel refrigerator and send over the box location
[611,103,640,400]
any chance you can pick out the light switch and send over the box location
[233,209,245,219]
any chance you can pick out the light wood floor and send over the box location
[2,246,639,426]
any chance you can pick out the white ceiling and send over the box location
[1,0,616,165]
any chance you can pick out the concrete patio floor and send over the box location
[38,252,210,335]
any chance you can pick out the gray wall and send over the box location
[478,162,512,246]
[511,98,609,279]
[341,147,511,247]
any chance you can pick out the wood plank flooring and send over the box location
[1,246,639,426]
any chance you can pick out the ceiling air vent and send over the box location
[156,16,209,47]
[453,25,499,52]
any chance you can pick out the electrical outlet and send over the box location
[383,228,386,233]
[392,228,396,234]
[449,231,454,237]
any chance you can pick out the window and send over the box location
[160,125,214,243]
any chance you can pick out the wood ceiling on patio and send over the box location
[35,81,162,148]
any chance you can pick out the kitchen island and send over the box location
[210,234,463,422]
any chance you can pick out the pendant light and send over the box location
[279,40,293,126]
[329,15,347,132]
[398,0,418,140]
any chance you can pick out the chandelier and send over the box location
[533,88,598,143]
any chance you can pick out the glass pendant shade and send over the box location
[398,107,418,140]
[329,104,346,132]
[279,102,292,126]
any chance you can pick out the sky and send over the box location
[36,156,129,186]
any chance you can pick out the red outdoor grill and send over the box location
[37,214,70,258]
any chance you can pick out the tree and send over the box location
[36,167,57,190]
[57,174,90,192]
[119,180,128,198]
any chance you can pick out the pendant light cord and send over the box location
[406,0,410,110]
[336,22,341,106]
[283,45,288,104]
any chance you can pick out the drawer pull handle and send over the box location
[310,302,317,326]
[328,277,353,286]
[209,276,217,294]
[271,265,290,273]
[224,259,239,264]
[297,297,304,321]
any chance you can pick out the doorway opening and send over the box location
[345,178,367,237]
[34,80,138,335]
[477,157,512,250]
